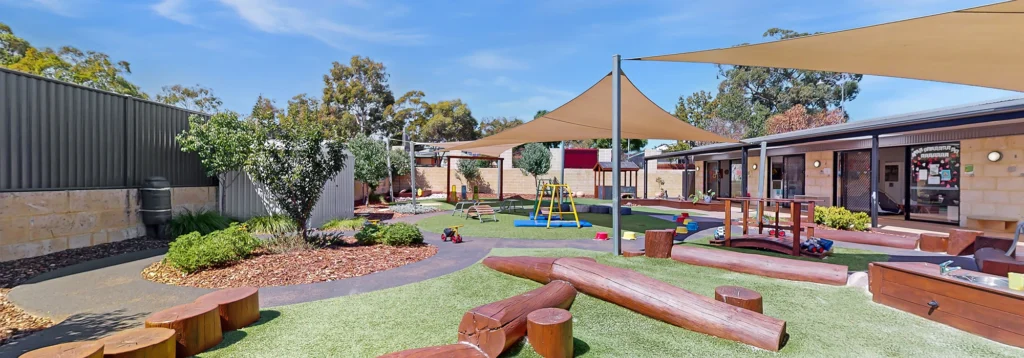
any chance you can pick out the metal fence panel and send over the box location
[0,68,214,191]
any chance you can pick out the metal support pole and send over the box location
[682,156,689,200]
[643,159,648,199]
[405,128,416,207]
[498,158,504,200]
[560,141,565,185]
[611,54,622,255]
[870,135,880,228]
[741,147,749,197]
[757,142,767,199]
[386,136,393,201]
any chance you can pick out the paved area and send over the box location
[0,210,972,357]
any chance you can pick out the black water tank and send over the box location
[141,176,172,225]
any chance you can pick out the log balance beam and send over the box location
[482,256,788,352]
[672,246,850,286]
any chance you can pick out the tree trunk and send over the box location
[483,256,788,352]
[457,280,577,357]
[671,246,848,286]
[379,343,486,358]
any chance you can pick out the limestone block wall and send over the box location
[804,151,835,205]
[0,186,216,262]
[959,135,1024,225]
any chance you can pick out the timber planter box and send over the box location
[814,227,919,250]
[621,199,726,212]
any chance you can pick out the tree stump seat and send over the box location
[622,250,645,257]
[644,229,675,258]
[145,301,223,357]
[20,340,104,358]
[714,286,764,314]
[527,308,574,358]
[195,286,261,331]
[919,233,950,253]
[98,328,176,358]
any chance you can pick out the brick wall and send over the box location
[0,186,216,261]
[960,135,1024,225]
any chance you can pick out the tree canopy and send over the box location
[419,99,479,142]
[515,143,551,188]
[478,116,525,137]
[765,104,846,135]
[157,84,222,113]
[349,133,390,204]
[322,56,395,137]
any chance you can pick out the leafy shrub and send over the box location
[390,204,439,215]
[378,223,424,246]
[166,224,261,273]
[354,223,383,245]
[814,206,870,231]
[169,209,231,238]
[262,233,314,254]
[321,218,366,231]
[245,215,297,234]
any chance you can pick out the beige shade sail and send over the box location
[424,141,519,158]
[444,72,738,152]
[632,1,1024,92]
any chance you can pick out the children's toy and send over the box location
[516,182,588,228]
[800,237,833,254]
[441,225,464,243]
[594,232,609,241]
[713,227,726,241]
[623,231,637,240]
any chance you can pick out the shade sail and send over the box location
[632,1,1024,92]
[444,72,738,152]
[424,141,518,158]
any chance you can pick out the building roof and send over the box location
[647,97,1024,159]
[594,161,640,171]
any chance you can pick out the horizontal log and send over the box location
[483,256,788,352]
[672,246,848,286]
[480,256,594,284]
[815,228,919,250]
[378,343,486,358]
[458,280,577,357]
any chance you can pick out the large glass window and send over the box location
[730,160,743,197]
[909,143,960,223]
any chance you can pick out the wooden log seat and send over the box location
[378,343,486,358]
[714,286,763,314]
[974,247,1024,276]
[919,233,950,253]
[814,228,919,250]
[20,340,104,358]
[483,256,788,352]
[457,280,578,357]
[98,328,176,358]
[195,287,260,331]
[948,229,984,256]
[672,246,849,286]
[144,301,223,357]
[622,250,645,257]
[526,308,574,358]
[479,256,595,284]
[644,229,674,258]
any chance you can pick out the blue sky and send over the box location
[3,0,1021,148]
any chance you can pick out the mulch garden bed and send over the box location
[142,243,438,289]
[0,238,169,346]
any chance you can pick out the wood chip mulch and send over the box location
[142,244,438,289]
[0,238,169,346]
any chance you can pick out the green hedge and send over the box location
[814,206,870,231]
[166,223,261,273]
[168,209,231,238]
[354,222,423,246]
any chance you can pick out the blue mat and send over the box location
[529,213,562,220]
[514,220,593,228]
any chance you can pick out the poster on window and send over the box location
[910,144,960,187]
[731,164,742,182]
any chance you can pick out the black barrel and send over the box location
[140,176,172,225]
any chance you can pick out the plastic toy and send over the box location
[441,225,464,243]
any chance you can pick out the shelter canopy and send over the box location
[424,141,518,158]
[632,0,1024,92]
[445,72,737,152]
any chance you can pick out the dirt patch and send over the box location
[142,244,438,289]
[0,238,167,346]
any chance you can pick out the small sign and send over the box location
[965,164,974,175]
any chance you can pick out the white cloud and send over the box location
[152,0,194,25]
[17,0,82,17]
[217,0,426,47]
[460,50,528,70]
[850,82,1020,120]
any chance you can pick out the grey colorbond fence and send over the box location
[0,68,215,191]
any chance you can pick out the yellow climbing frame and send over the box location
[533,183,581,228]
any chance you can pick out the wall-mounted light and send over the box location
[752,164,758,170]
[813,160,822,168]
[695,166,700,171]
[988,151,1003,162]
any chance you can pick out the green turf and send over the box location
[685,236,888,271]
[198,248,1023,358]
[416,210,677,240]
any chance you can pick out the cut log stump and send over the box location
[714,286,763,314]
[622,250,645,257]
[98,328,176,358]
[378,343,487,358]
[919,233,949,253]
[644,229,674,258]
[947,229,983,256]
[458,280,577,357]
[526,308,573,358]
[195,287,260,331]
[20,340,104,358]
[145,301,223,357]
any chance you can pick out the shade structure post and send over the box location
[405,128,416,207]
[682,156,689,200]
[611,54,622,255]
[560,141,565,185]
[871,135,879,228]
[446,156,452,203]
[498,158,504,200]
[741,147,749,197]
[643,159,648,199]
[757,142,767,199]
[386,135,394,201]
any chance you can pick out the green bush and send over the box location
[166,223,261,273]
[321,218,366,231]
[245,214,297,234]
[169,209,231,238]
[354,223,383,245]
[814,206,870,231]
[378,223,424,246]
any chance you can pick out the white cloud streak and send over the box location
[152,0,194,25]
[460,50,528,70]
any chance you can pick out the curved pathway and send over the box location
[0,211,970,357]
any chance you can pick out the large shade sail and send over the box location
[425,141,518,158]
[632,1,1024,92]
[445,72,737,152]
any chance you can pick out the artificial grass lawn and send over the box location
[416,210,677,239]
[198,248,1023,358]
[686,236,888,272]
